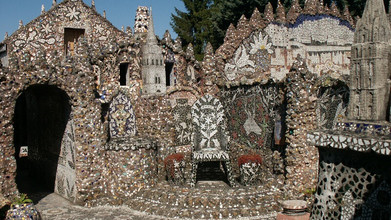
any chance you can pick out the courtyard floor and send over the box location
[34,179,283,219]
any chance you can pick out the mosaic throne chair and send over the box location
[190,94,236,187]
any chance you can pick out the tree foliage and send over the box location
[170,0,213,60]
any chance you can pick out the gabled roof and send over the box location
[4,0,126,43]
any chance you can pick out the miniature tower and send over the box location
[348,0,391,121]
[134,6,150,40]
[141,8,166,95]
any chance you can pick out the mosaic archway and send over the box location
[13,85,75,201]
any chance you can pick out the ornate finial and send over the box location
[330,2,341,18]
[236,15,249,31]
[52,0,57,8]
[224,23,236,42]
[304,0,317,15]
[264,2,274,23]
[276,1,286,23]
[41,4,45,14]
[121,26,124,32]
[4,32,8,40]
[204,42,214,56]
[174,37,182,52]
[19,20,23,29]
[343,6,354,27]
[317,0,325,14]
[126,26,132,36]
[91,0,95,9]
[287,0,302,23]
[186,43,195,61]
[103,10,106,18]
[250,8,264,29]
[163,30,172,43]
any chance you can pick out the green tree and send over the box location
[209,0,271,50]
[171,0,213,60]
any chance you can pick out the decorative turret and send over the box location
[264,2,274,23]
[276,1,286,23]
[141,8,166,95]
[348,0,391,120]
[287,0,302,23]
[134,6,150,40]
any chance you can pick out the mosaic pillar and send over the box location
[284,57,319,195]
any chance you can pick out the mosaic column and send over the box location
[284,56,319,196]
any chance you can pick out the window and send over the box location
[152,59,154,65]
[64,28,85,56]
[119,63,129,86]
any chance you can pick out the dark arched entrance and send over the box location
[13,85,71,198]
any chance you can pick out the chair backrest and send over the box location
[109,91,137,138]
[191,94,227,151]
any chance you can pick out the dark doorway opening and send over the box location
[13,85,71,201]
[165,62,174,86]
[120,63,129,86]
[196,161,230,184]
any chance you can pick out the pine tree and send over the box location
[171,0,213,60]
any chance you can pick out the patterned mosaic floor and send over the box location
[33,179,283,219]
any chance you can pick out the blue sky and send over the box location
[0,0,185,42]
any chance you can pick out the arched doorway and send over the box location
[13,85,72,200]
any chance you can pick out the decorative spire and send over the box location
[330,2,341,18]
[91,0,95,9]
[343,6,354,27]
[202,42,216,84]
[121,26,124,32]
[304,0,317,15]
[174,37,182,52]
[52,0,57,8]
[103,10,106,18]
[4,32,8,40]
[41,4,45,14]
[236,15,248,30]
[146,7,158,45]
[250,8,264,30]
[126,26,132,36]
[163,30,172,43]
[276,1,286,23]
[204,42,214,57]
[224,23,236,42]
[317,0,325,14]
[19,20,23,29]
[287,0,302,23]
[186,43,195,61]
[264,2,274,23]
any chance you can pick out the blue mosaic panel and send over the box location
[109,91,136,138]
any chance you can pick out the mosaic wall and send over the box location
[0,0,144,205]
[213,4,354,87]
[311,147,391,219]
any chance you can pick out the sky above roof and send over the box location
[0,0,185,42]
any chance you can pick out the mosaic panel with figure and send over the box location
[220,84,278,149]
[224,31,274,82]
[109,91,136,138]
[172,99,192,146]
[317,83,349,129]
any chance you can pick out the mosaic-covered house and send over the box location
[1,0,388,218]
